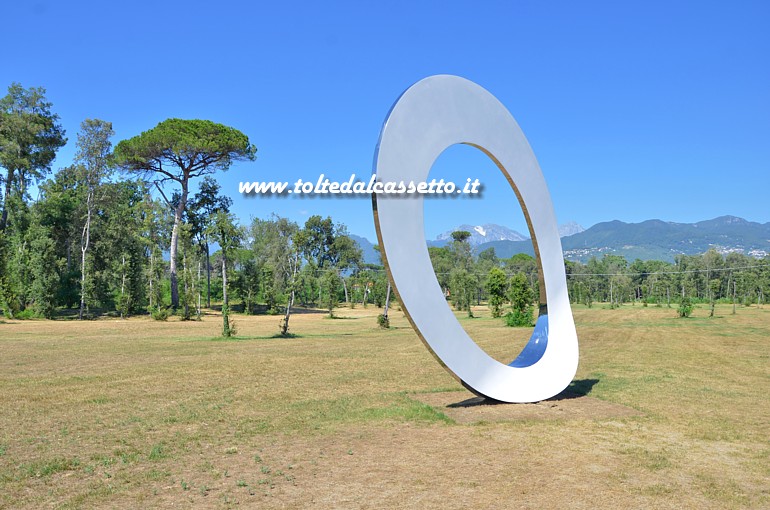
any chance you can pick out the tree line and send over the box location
[2,83,768,335]
[565,251,769,315]
[0,83,396,336]
[430,233,770,320]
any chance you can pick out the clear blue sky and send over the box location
[3,1,769,241]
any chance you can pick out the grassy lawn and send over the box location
[0,303,768,509]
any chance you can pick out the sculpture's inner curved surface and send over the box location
[509,314,548,368]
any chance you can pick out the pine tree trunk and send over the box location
[183,248,189,319]
[120,254,127,319]
[281,254,299,336]
[222,255,227,306]
[0,171,12,232]
[609,279,613,307]
[169,218,180,309]
[169,184,188,310]
[730,279,734,314]
[281,289,294,336]
[222,253,230,337]
[149,252,154,310]
[205,240,211,308]
[197,260,202,319]
[79,207,90,320]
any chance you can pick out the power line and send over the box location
[304,262,770,279]
[565,263,769,277]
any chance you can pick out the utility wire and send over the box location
[565,263,769,277]
[295,263,769,278]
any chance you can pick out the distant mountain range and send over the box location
[477,216,770,263]
[351,216,770,264]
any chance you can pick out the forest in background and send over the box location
[2,83,769,335]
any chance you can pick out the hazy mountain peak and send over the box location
[436,224,528,246]
[558,222,585,238]
[434,222,586,246]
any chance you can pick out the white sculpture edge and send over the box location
[373,75,578,403]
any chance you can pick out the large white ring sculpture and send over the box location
[373,75,579,403]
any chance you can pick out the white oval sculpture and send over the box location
[373,75,578,403]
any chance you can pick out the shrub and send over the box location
[504,308,533,327]
[376,313,390,329]
[222,303,236,337]
[678,297,693,318]
[14,308,40,320]
[151,306,169,321]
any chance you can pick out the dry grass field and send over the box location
[1,303,768,509]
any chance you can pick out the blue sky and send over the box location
[3,1,769,241]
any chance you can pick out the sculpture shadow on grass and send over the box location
[448,378,600,408]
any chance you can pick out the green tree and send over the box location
[449,231,473,269]
[73,119,114,319]
[248,217,287,313]
[234,255,260,314]
[177,223,198,320]
[678,296,694,318]
[504,253,540,304]
[0,83,67,230]
[506,272,534,327]
[187,176,232,308]
[709,278,721,317]
[450,230,472,243]
[208,211,242,337]
[297,215,332,267]
[486,267,507,318]
[276,220,302,336]
[476,248,499,305]
[329,233,363,304]
[36,167,80,308]
[372,244,392,327]
[0,83,66,315]
[248,215,301,335]
[450,267,475,317]
[295,215,360,306]
[139,192,170,313]
[319,268,341,318]
[9,203,59,318]
[448,230,476,316]
[113,118,255,309]
[27,220,58,318]
[94,180,149,316]
[602,254,628,308]
[428,246,453,294]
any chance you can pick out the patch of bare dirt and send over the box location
[147,422,727,510]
